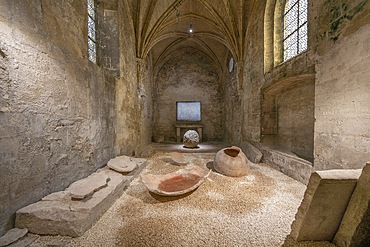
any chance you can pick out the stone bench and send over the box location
[15,158,146,237]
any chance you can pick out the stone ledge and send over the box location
[261,147,313,184]
[15,161,146,237]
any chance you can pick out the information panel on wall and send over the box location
[176,101,201,121]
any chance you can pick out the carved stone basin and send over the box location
[141,165,210,196]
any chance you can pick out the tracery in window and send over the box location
[283,0,308,61]
[87,0,97,63]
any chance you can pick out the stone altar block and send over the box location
[334,162,370,247]
[290,169,362,241]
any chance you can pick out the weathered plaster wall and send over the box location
[153,48,222,142]
[0,1,116,235]
[313,0,370,170]
[99,4,120,76]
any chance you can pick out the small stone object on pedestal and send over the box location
[183,130,199,148]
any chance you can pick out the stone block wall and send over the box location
[0,1,116,235]
[153,48,222,142]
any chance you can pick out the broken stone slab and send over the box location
[66,172,110,200]
[0,228,28,247]
[290,169,362,242]
[7,234,38,247]
[334,162,370,247]
[107,155,146,173]
[240,141,263,164]
[169,152,188,165]
[15,164,145,237]
[42,191,71,201]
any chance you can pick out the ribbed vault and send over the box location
[124,0,255,75]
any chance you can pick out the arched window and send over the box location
[87,0,97,63]
[283,0,308,61]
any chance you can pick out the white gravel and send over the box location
[29,153,335,247]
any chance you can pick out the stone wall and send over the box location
[153,48,222,142]
[241,1,266,144]
[242,0,369,180]
[0,1,117,235]
[313,0,370,170]
[115,0,153,155]
[223,56,242,144]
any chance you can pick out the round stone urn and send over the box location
[214,146,250,177]
[183,130,199,148]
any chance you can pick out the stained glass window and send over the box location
[87,0,96,63]
[283,0,308,61]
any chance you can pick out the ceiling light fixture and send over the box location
[189,23,193,33]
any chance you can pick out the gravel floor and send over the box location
[29,153,335,247]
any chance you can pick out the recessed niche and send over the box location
[261,74,315,162]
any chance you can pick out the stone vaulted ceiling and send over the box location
[125,0,255,74]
